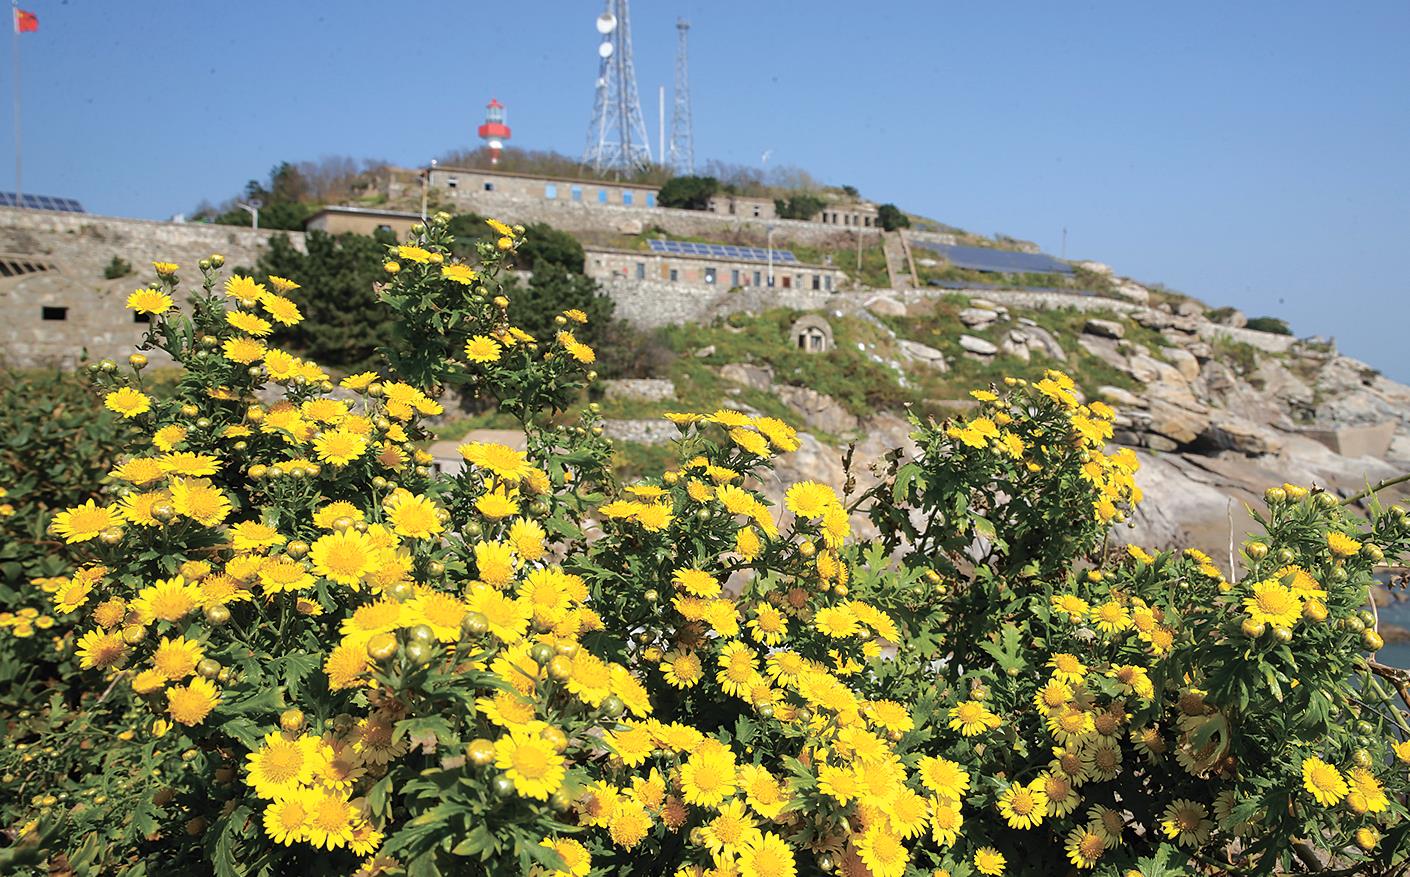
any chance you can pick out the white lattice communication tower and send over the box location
[583,0,652,173]
[668,18,694,175]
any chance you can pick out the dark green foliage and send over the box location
[1246,315,1293,335]
[102,255,132,280]
[657,175,720,210]
[504,264,615,350]
[840,185,859,197]
[209,162,318,231]
[447,214,585,274]
[773,193,827,221]
[0,369,124,590]
[877,203,910,231]
[256,230,396,370]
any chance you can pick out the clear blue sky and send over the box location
[8,1,1409,379]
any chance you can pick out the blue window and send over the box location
[669,268,678,282]
[623,190,634,206]
[753,271,762,286]
[825,275,833,291]
[731,269,740,286]
[646,192,656,207]
[571,186,582,202]
[635,262,645,280]
[545,184,557,200]
[598,189,608,204]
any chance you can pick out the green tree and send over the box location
[447,213,585,274]
[773,193,826,220]
[503,263,615,349]
[256,230,396,370]
[1245,315,1293,335]
[657,175,720,210]
[877,202,910,231]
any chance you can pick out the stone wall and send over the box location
[585,247,847,292]
[429,185,884,250]
[599,278,841,329]
[0,207,305,367]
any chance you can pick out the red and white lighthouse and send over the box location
[477,99,511,165]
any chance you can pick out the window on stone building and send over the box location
[824,275,833,292]
[812,274,821,291]
[545,184,557,200]
[731,269,740,287]
[623,191,634,206]
[571,186,582,202]
[704,267,716,285]
[483,182,495,191]
[752,206,761,217]
[635,262,645,280]
[41,306,67,321]
[646,193,656,207]
[753,271,762,286]
[447,176,458,189]
[598,189,608,204]
[781,276,792,289]
[669,268,678,282]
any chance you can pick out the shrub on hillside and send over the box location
[877,203,910,232]
[2,217,1409,876]
[657,176,720,211]
[1246,316,1293,336]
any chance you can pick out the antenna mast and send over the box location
[668,18,694,175]
[583,0,652,173]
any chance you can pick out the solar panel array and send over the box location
[912,241,1071,275]
[0,192,85,212]
[647,238,798,264]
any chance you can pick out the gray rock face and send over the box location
[999,330,1032,363]
[1098,385,1143,407]
[775,385,860,435]
[864,295,907,317]
[1111,280,1151,305]
[1020,324,1067,362]
[1214,308,1248,328]
[719,362,775,392]
[1083,318,1126,339]
[958,307,1000,330]
[1146,381,1211,445]
[1200,413,1285,456]
[1163,348,1201,383]
[959,335,998,356]
[898,339,948,372]
[603,379,677,402]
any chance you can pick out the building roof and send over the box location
[429,164,662,193]
[304,205,422,226]
[911,241,1073,275]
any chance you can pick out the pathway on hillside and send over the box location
[882,230,914,289]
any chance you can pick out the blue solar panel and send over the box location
[647,238,797,265]
[0,191,85,212]
[911,241,1071,275]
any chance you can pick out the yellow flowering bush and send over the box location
[3,214,1410,876]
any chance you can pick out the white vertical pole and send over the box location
[11,0,21,209]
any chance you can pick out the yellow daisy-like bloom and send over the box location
[262,790,313,846]
[1244,579,1302,629]
[166,676,219,726]
[476,486,520,520]
[230,520,285,552]
[736,830,795,877]
[151,261,179,276]
[159,451,219,476]
[716,640,760,697]
[1160,798,1212,846]
[259,293,303,326]
[305,789,357,850]
[127,287,173,315]
[949,700,1001,736]
[699,798,762,858]
[310,529,379,587]
[1345,767,1388,814]
[407,591,468,643]
[607,798,650,850]
[465,586,531,643]
[1092,601,1133,634]
[464,335,504,363]
[486,217,514,236]
[1065,825,1105,870]
[473,539,518,587]
[973,846,1007,876]
[856,826,908,877]
[540,837,591,877]
[224,274,267,306]
[51,499,120,543]
[728,427,771,458]
[313,500,365,529]
[508,517,547,561]
[386,492,444,539]
[267,275,300,293]
[75,629,127,670]
[784,480,837,518]
[814,605,860,638]
[440,263,477,285]
[104,387,152,419]
[660,650,703,689]
[459,441,533,482]
[246,730,317,799]
[495,729,567,799]
[133,575,201,623]
[673,567,720,598]
[110,456,165,485]
[1326,531,1361,558]
[323,640,371,690]
[258,557,315,594]
[748,603,788,646]
[312,428,368,466]
[151,424,188,452]
[1050,594,1090,622]
[152,635,203,681]
[997,781,1049,829]
[1048,652,1088,684]
[396,245,433,264]
[1301,757,1348,806]
[917,755,970,800]
[169,477,232,527]
[679,748,736,808]
[226,310,273,337]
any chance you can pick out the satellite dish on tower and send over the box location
[596,13,617,34]
[598,41,614,58]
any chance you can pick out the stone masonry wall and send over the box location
[0,207,305,367]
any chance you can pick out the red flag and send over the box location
[14,9,37,33]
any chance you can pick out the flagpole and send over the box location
[11,0,20,210]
